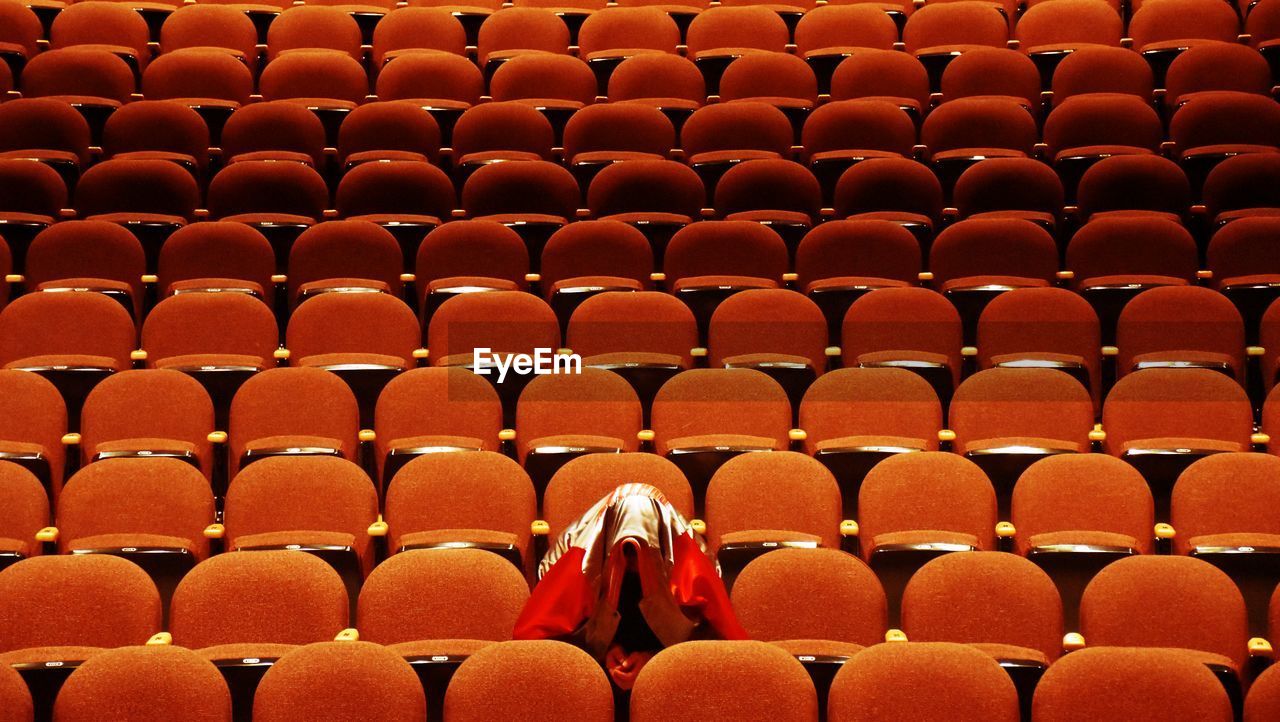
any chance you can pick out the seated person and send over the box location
[514,483,747,689]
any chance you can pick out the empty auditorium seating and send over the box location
[704,451,844,583]
[975,287,1101,403]
[630,641,818,721]
[252,642,426,722]
[373,366,504,482]
[681,102,794,192]
[928,218,1059,339]
[169,550,349,719]
[383,451,534,565]
[1010,454,1154,628]
[799,367,941,514]
[24,220,146,318]
[0,291,137,428]
[650,368,793,510]
[460,160,580,262]
[100,101,210,175]
[857,451,998,622]
[564,290,700,411]
[425,291,560,416]
[662,220,789,332]
[538,219,654,324]
[1203,153,1280,225]
[0,158,66,272]
[832,158,944,246]
[1102,368,1255,519]
[206,161,329,269]
[827,642,1021,722]
[514,367,643,490]
[52,645,233,722]
[227,367,361,477]
[1115,286,1246,384]
[1171,453,1280,636]
[1034,647,1233,721]
[707,288,828,406]
[841,286,963,403]
[0,98,91,184]
[78,369,216,474]
[732,546,886,658]
[444,641,614,722]
[952,158,1064,230]
[223,454,379,603]
[0,461,45,576]
[585,160,706,260]
[794,5,898,92]
[1128,0,1240,81]
[4,0,1280,711]
[793,220,921,339]
[285,292,420,424]
[1079,555,1251,703]
[0,554,161,719]
[1065,215,1200,342]
[829,49,932,124]
[160,5,259,63]
[949,367,1094,513]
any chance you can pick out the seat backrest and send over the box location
[630,640,819,721]
[827,641,1020,722]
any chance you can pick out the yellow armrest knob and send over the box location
[961,346,978,357]
[690,347,707,357]
[1154,523,1176,540]
[650,272,666,283]
[359,429,376,443]
[824,346,841,357]
[938,429,956,443]
[147,632,173,646]
[690,519,706,535]
[499,429,516,442]
[1196,270,1214,280]
[367,518,388,537]
[918,272,934,282]
[1055,270,1075,280]
[637,429,655,442]
[399,273,416,283]
[1063,632,1085,651]
[1248,346,1266,357]
[36,526,58,543]
[335,628,360,642]
[840,520,859,537]
[203,523,225,539]
[1088,424,1106,442]
[141,274,159,284]
[788,428,807,442]
[531,520,550,536]
[885,629,908,643]
[1101,346,1118,357]
[1250,637,1274,658]
[525,273,542,283]
[207,431,228,444]
[271,274,287,284]
[996,521,1016,538]
[412,348,430,360]
[1252,433,1271,446]
[273,348,291,361]
[4,274,24,284]
[130,349,148,362]
[782,272,798,283]
[61,433,81,446]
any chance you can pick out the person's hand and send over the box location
[607,647,653,690]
